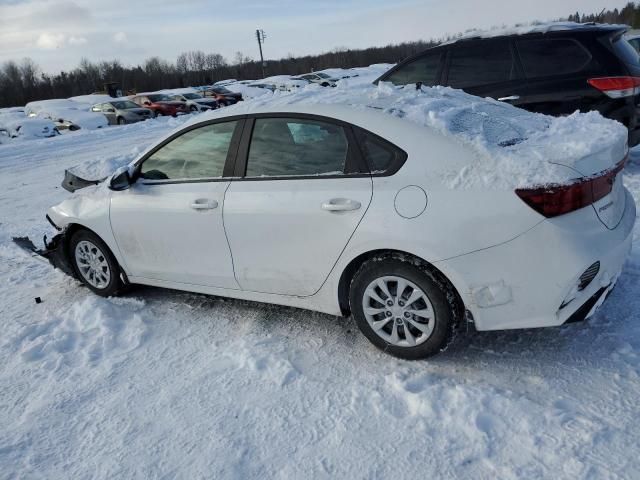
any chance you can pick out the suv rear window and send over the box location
[517,38,593,78]
[447,40,517,88]
[383,52,441,86]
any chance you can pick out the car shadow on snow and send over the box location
[111,268,639,371]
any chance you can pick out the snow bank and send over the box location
[205,81,628,189]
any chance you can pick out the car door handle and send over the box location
[321,198,361,212]
[498,95,520,102]
[190,199,218,210]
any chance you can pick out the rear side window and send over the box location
[246,118,348,177]
[612,37,640,65]
[384,53,441,86]
[447,40,517,88]
[141,121,237,180]
[517,38,593,78]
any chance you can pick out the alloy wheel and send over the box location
[74,240,111,289]
[361,275,435,347]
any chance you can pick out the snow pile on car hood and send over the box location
[210,81,628,189]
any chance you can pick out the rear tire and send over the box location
[69,229,123,297]
[349,255,459,360]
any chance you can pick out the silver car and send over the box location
[91,100,152,125]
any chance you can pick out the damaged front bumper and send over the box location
[13,231,76,278]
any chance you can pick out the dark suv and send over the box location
[376,23,640,146]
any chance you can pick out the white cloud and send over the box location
[114,31,127,43]
[36,32,66,50]
[68,36,88,45]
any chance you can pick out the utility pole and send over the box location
[256,29,267,78]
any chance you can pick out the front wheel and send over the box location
[69,229,123,297]
[349,256,458,359]
[117,117,126,125]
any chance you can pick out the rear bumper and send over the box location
[438,188,635,331]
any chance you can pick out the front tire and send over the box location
[349,255,458,360]
[69,229,123,297]
[117,117,126,125]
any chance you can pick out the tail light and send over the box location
[515,157,626,218]
[587,76,640,98]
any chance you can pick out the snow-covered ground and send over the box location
[1,78,640,479]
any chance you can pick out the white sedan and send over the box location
[36,97,635,359]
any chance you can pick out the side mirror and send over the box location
[110,166,133,191]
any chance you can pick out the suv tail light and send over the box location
[515,157,626,218]
[587,76,640,98]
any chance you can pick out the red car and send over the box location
[131,94,189,117]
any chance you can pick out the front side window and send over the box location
[517,38,594,78]
[384,53,441,86]
[140,121,237,180]
[246,118,348,177]
[447,40,517,88]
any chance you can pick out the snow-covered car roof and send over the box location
[69,94,115,105]
[171,81,626,190]
[157,88,201,96]
[0,106,26,114]
[25,99,83,115]
[446,21,629,44]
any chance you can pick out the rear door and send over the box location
[443,38,526,106]
[514,36,604,115]
[223,115,372,296]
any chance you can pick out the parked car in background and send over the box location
[130,94,189,117]
[24,99,108,131]
[376,22,640,146]
[91,100,152,125]
[203,86,243,106]
[295,72,339,86]
[0,112,59,139]
[163,90,219,112]
[36,108,107,131]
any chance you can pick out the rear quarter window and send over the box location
[613,37,640,65]
[517,38,595,78]
[355,128,406,175]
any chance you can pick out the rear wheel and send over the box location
[349,255,459,359]
[153,110,161,118]
[69,229,123,297]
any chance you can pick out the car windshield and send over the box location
[212,87,232,94]
[147,94,171,102]
[182,93,202,99]
[112,101,139,109]
[316,73,331,79]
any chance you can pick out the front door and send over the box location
[110,120,241,289]
[223,116,372,296]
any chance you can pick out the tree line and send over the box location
[1,3,639,108]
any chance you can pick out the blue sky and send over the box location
[0,0,630,73]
